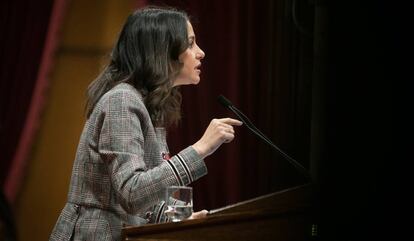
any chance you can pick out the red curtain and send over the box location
[149,0,314,211]
[0,0,69,203]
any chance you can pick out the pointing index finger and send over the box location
[220,118,243,126]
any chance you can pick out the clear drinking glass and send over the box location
[164,186,193,222]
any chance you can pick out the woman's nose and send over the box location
[197,47,205,59]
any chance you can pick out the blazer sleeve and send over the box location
[98,89,207,214]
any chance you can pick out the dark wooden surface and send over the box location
[122,183,313,241]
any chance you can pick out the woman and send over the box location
[50,6,242,241]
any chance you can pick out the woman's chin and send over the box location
[173,77,200,86]
[192,76,201,85]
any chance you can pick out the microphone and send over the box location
[217,95,311,180]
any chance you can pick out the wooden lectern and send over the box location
[122,183,314,241]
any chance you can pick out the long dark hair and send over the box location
[86,6,189,127]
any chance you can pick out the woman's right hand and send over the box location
[192,118,243,159]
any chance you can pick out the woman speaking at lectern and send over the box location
[50,6,242,241]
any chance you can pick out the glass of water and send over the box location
[164,186,193,222]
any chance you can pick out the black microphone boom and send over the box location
[217,95,311,180]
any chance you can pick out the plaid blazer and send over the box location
[50,83,208,241]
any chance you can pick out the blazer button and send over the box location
[73,204,80,214]
[145,211,153,222]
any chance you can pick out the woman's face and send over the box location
[173,21,205,86]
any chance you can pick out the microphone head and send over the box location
[217,95,233,108]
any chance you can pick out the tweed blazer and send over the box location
[50,83,208,241]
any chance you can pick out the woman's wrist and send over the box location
[192,141,207,159]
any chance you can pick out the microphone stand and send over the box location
[218,95,311,180]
